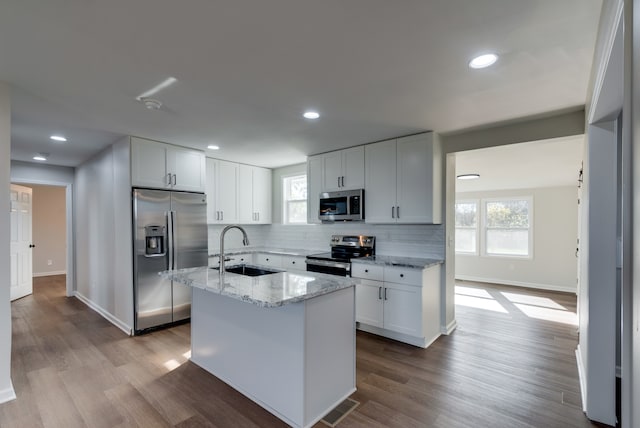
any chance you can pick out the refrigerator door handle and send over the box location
[167,211,174,270]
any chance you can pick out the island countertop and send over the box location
[160,266,358,308]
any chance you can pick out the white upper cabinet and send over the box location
[131,137,206,192]
[314,146,365,192]
[239,164,272,224]
[365,133,441,224]
[307,155,323,224]
[206,158,239,224]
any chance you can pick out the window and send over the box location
[283,174,307,224]
[484,198,532,257]
[455,201,478,254]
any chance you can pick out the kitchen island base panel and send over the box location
[191,286,356,428]
[356,322,440,348]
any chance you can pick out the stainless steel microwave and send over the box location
[319,189,364,221]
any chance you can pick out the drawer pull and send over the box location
[292,261,296,264]
[365,269,369,273]
[400,274,404,278]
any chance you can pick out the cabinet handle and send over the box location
[166,173,172,186]
[396,206,400,218]
[257,212,260,221]
[392,206,395,218]
[341,176,344,187]
[378,287,382,300]
[292,261,296,264]
[384,288,388,300]
[266,258,269,261]
[400,274,404,278]
[338,177,341,188]
[172,174,177,186]
[221,211,224,221]
[365,269,368,273]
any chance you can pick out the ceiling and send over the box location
[1,0,602,168]
[455,134,585,192]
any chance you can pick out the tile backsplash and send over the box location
[209,223,445,259]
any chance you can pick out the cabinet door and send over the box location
[341,146,365,189]
[205,158,218,223]
[355,280,384,328]
[322,151,343,191]
[383,282,422,336]
[238,164,254,223]
[281,255,306,271]
[396,134,437,224]
[307,155,323,224]
[131,137,169,189]
[365,139,396,223]
[216,160,239,223]
[253,166,272,223]
[255,253,282,268]
[169,146,206,192]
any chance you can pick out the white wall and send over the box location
[25,185,67,276]
[11,160,75,185]
[455,186,578,293]
[75,137,132,334]
[0,82,15,403]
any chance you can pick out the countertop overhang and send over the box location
[160,266,358,308]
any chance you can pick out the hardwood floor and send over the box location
[0,276,602,427]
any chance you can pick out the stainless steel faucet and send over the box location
[219,225,250,274]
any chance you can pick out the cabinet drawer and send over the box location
[383,266,422,286]
[351,263,383,281]
[255,253,283,267]
[281,255,306,270]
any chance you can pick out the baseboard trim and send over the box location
[456,275,576,294]
[442,319,458,335]
[33,270,66,278]
[357,323,440,349]
[0,382,16,404]
[575,346,587,412]
[73,291,132,336]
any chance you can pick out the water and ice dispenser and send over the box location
[144,225,166,256]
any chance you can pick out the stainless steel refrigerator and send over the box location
[133,188,207,334]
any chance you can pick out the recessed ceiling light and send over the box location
[457,174,480,180]
[207,144,220,150]
[303,111,320,119]
[33,153,49,161]
[469,53,498,69]
[50,135,67,142]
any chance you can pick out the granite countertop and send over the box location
[352,255,444,269]
[209,247,323,258]
[160,266,357,308]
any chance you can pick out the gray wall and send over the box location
[456,186,579,292]
[75,137,133,334]
[0,82,14,403]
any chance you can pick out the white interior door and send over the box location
[10,184,33,301]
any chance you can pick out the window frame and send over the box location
[282,173,308,225]
[454,199,479,255]
[481,196,534,259]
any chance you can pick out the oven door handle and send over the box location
[305,259,351,271]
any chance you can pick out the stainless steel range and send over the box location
[306,235,375,276]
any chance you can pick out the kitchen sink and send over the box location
[212,264,282,277]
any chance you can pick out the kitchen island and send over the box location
[161,266,357,428]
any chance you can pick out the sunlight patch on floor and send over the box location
[514,303,578,326]
[163,358,182,371]
[455,286,493,299]
[455,294,508,313]
[501,291,567,310]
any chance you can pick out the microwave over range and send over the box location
[319,189,364,222]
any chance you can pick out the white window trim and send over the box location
[481,196,534,259]
[282,173,308,225]
[454,199,479,255]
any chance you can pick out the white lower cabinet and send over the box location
[352,262,441,348]
[255,253,283,268]
[281,255,306,271]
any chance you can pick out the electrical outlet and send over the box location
[47,259,53,266]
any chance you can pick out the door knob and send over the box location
[29,244,35,248]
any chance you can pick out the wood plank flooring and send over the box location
[0,276,604,427]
